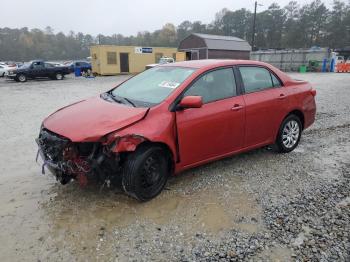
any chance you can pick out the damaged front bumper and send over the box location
[36,144,63,176]
[36,128,121,186]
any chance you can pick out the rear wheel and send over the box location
[275,114,302,153]
[122,145,169,201]
[17,74,27,82]
[55,72,64,80]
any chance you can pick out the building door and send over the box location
[120,53,129,73]
[185,50,199,61]
[191,50,199,60]
[155,53,163,63]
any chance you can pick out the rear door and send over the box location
[176,67,245,166]
[238,66,289,147]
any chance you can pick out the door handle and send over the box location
[277,94,287,100]
[231,104,244,111]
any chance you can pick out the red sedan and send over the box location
[37,60,316,201]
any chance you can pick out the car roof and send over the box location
[162,59,293,84]
[163,59,274,69]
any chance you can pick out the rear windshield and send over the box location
[111,66,196,105]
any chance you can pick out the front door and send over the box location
[120,53,129,73]
[31,61,45,77]
[176,67,245,167]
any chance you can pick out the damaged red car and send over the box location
[36,60,316,201]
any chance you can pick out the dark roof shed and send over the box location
[179,33,251,51]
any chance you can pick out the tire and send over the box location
[122,145,169,201]
[275,114,302,153]
[17,74,27,82]
[55,72,64,80]
[1,72,4,77]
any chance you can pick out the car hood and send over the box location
[43,96,149,142]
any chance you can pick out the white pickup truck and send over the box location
[145,57,175,70]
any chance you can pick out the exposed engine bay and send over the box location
[36,128,123,187]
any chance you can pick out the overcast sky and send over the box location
[1,0,335,36]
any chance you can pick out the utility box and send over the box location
[91,45,178,75]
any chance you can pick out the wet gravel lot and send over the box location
[0,73,349,261]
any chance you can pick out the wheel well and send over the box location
[137,141,175,174]
[287,110,305,129]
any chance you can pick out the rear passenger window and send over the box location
[239,67,277,94]
[184,68,237,104]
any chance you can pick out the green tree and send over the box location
[325,0,349,47]
[221,9,252,39]
[283,1,301,47]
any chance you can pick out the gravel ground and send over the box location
[0,73,349,261]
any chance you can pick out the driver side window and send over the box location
[184,68,237,104]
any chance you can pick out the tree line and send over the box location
[0,0,349,61]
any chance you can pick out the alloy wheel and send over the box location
[282,120,300,149]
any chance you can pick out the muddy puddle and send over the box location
[0,168,263,261]
[45,175,262,233]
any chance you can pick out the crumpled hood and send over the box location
[43,96,149,142]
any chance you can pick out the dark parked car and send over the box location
[37,60,316,201]
[6,60,70,82]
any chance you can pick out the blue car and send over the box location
[64,61,92,73]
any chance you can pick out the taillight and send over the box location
[310,89,317,97]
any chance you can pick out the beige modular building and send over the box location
[90,45,182,75]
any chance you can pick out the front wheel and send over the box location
[275,114,302,153]
[17,74,27,82]
[122,145,169,201]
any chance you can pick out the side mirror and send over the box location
[178,96,203,109]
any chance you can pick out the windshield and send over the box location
[111,66,196,106]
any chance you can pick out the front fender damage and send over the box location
[37,129,147,188]
[110,134,147,153]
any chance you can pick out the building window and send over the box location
[107,52,117,64]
